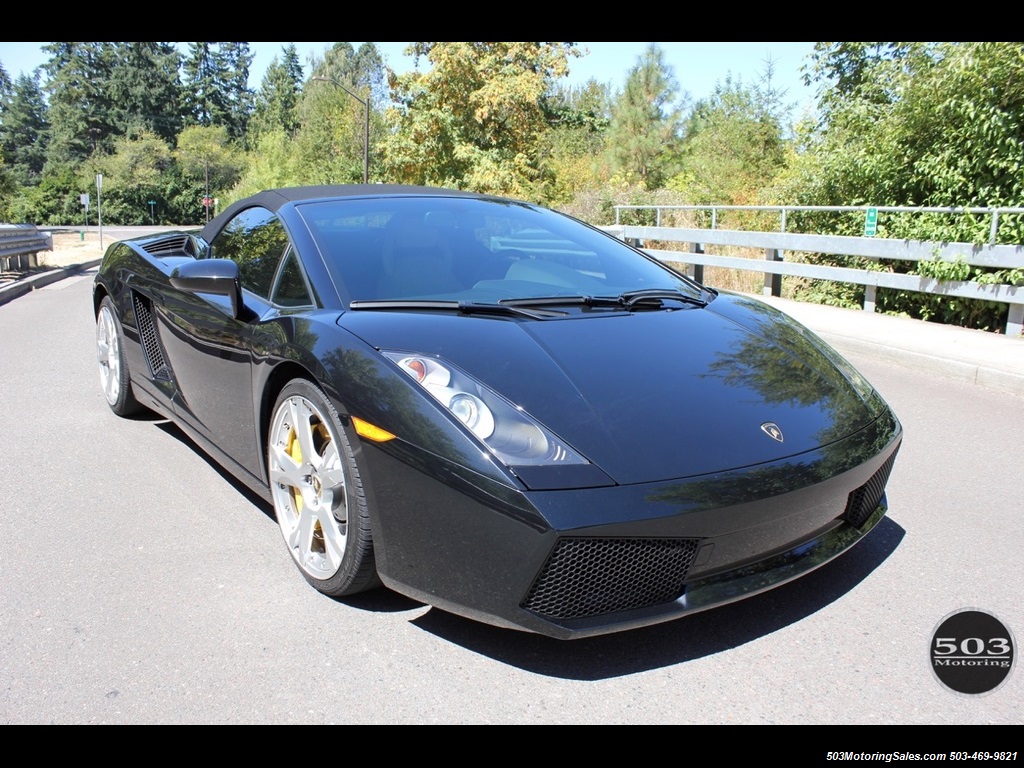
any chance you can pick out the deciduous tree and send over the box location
[175,124,244,218]
[777,41,1024,330]
[671,69,789,213]
[380,42,580,198]
[88,131,174,224]
[299,43,385,183]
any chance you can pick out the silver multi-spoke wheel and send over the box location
[268,380,378,596]
[97,304,122,407]
[95,297,143,417]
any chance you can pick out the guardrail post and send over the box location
[689,242,705,284]
[864,285,877,313]
[763,248,782,297]
[1007,304,1023,338]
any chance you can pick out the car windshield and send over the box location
[296,195,706,306]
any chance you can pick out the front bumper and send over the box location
[365,412,902,639]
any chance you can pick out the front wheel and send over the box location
[96,296,144,417]
[267,380,379,597]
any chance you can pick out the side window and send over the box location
[273,249,315,307]
[209,206,289,300]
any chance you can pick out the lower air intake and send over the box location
[843,447,899,528]
[523,538,700,621]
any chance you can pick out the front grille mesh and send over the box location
[522,538,700,621]
[843,447,899,528]
[132,293,171,381]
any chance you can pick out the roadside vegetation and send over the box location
[2,42,1022,331]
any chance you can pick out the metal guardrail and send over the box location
[612,204,1024,245]
[0,225,53,273]
[604,225,1024,337]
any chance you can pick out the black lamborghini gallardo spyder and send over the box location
[93,186,902,639]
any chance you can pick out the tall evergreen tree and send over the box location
[0,63,15,211]
[182,42,254,142]
[606,43,685,190]
[0,63,11,104]
[182,42,229,129]
[0,72,50,186]
[220,42,255,142]
[107,42,183,143]
[308,42,387,105]
[42,42,118,170]
[252,44,303,138]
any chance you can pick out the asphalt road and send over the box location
[0,270,1021,725]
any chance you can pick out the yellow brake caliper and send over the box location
[288,414,333,552]
[287,424,304,514]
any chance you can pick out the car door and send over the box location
[156,206,292,479]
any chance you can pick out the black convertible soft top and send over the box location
[200,184,488,242]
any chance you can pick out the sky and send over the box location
[0,41,819,113]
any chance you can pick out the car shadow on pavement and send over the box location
[154,419,277,521]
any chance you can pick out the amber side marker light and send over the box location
[352,417,396,443]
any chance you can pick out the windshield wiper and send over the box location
[501,295,621,309]
[618,289,709,309]
[503,290,708,311]
[349,300,566,320]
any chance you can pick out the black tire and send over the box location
[267,379,380,597]
[96,296,145,417]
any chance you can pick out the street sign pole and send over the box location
[96,175,104,250]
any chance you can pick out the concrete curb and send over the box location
[0,259,102,308]
[812,332,1024,398]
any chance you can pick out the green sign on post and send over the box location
[865,208,879,237]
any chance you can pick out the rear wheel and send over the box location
[268,380,379,597]
[96,296,144,417]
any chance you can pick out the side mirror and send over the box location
[170,259,242,318]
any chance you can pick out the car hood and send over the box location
[338,292,884,486]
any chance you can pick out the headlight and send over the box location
[384,352,589,467]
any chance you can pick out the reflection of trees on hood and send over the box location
[681,298,901,510]
[704,330,893,477]
[707,337,828,409]
[647,459,829,509]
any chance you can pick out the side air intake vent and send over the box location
[132,292,172,382]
